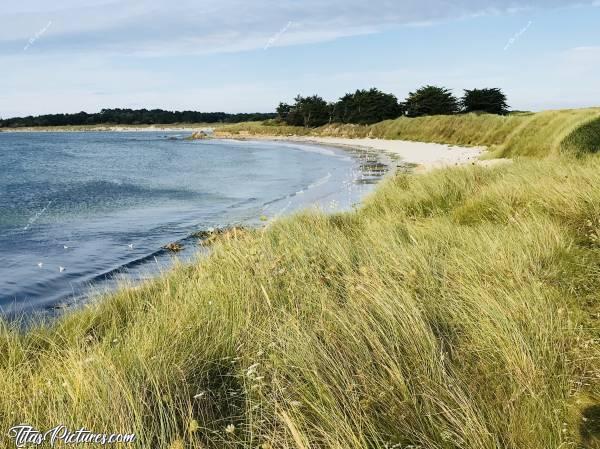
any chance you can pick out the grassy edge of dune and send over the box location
[216,108,600,159]
[1,112,600,448]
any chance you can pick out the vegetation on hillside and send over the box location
[331,88,403,124]
[275,86,509,127]
[3,107,600,448]
[551,116,600,156]
[461,88,509,115]
[276,89,405,128]
[276,95,331,128]
[2,152,600,448]
[496,108,600,158]
[219,108,600,158]
[404,85,460,117]
[1,86,510,130]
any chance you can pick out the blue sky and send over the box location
[1,1,599,117]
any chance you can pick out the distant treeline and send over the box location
[0,87,509,129]
[0,109,277,128]
[276,86,510,127]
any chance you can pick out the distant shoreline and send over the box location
[214,133,495,171]
[0,124,217,133]
[1,134,381,317]
[0,123,501,171]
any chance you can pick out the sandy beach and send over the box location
[3,124,505,170]
[288,136,486,170]
[212,133,505,171]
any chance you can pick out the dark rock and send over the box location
[163,242,184,252]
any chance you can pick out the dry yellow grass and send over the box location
[3,108,600,447]
[1,153,600,447]
[217,108,600,158]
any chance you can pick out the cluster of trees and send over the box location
[0,87,509,129]
[0,109,277,128]
[276,89,404,128]
[276,89,402,128]
[404,86,509,117]
[276,87,509,127]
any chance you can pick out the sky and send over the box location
[0,0,599,118]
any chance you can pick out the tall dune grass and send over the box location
[561,116,600,156]
[2,155,600,448]
[498,109,600,158]
[217,108,600,158]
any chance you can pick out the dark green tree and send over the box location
[276,102,292,123]
[461,88,509,115]
[276,102,304,126]
[0,109,277,128]
[280,95,330,128]
[332,88,403,124]
[404,85,459,117]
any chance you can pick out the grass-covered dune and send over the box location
[217,108,600,158]
[3,146,600,447]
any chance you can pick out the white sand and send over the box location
[7,126,507,170]
[297,137,484,169]
[233,135,507,171]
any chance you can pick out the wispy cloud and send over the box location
[1,1,598,117]
[561,45,600,74]
[0,0,594,56]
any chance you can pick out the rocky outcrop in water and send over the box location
[193,226,247,246]
[188,131,209,140]
[163,242,184,252]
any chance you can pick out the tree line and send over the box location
[0,109,277,128]
[0,87,508,129]
[276,86,509,128]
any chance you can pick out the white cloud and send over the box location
[567,46,600,56]
[558,46,600,81]
[1,1,598,117]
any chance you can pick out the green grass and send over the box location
[561,116,600,156]
[217,108,600,158]
[2,151,600,447]
[497,109,600,158]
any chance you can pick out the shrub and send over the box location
[461,88,509,115]
[405,85,459,117]
[277,95,331,128]
[331,88,404,124]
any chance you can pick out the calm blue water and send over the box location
[0,132,383,316]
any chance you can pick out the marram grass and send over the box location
[217,108,600,158]
[1,155,600,448]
